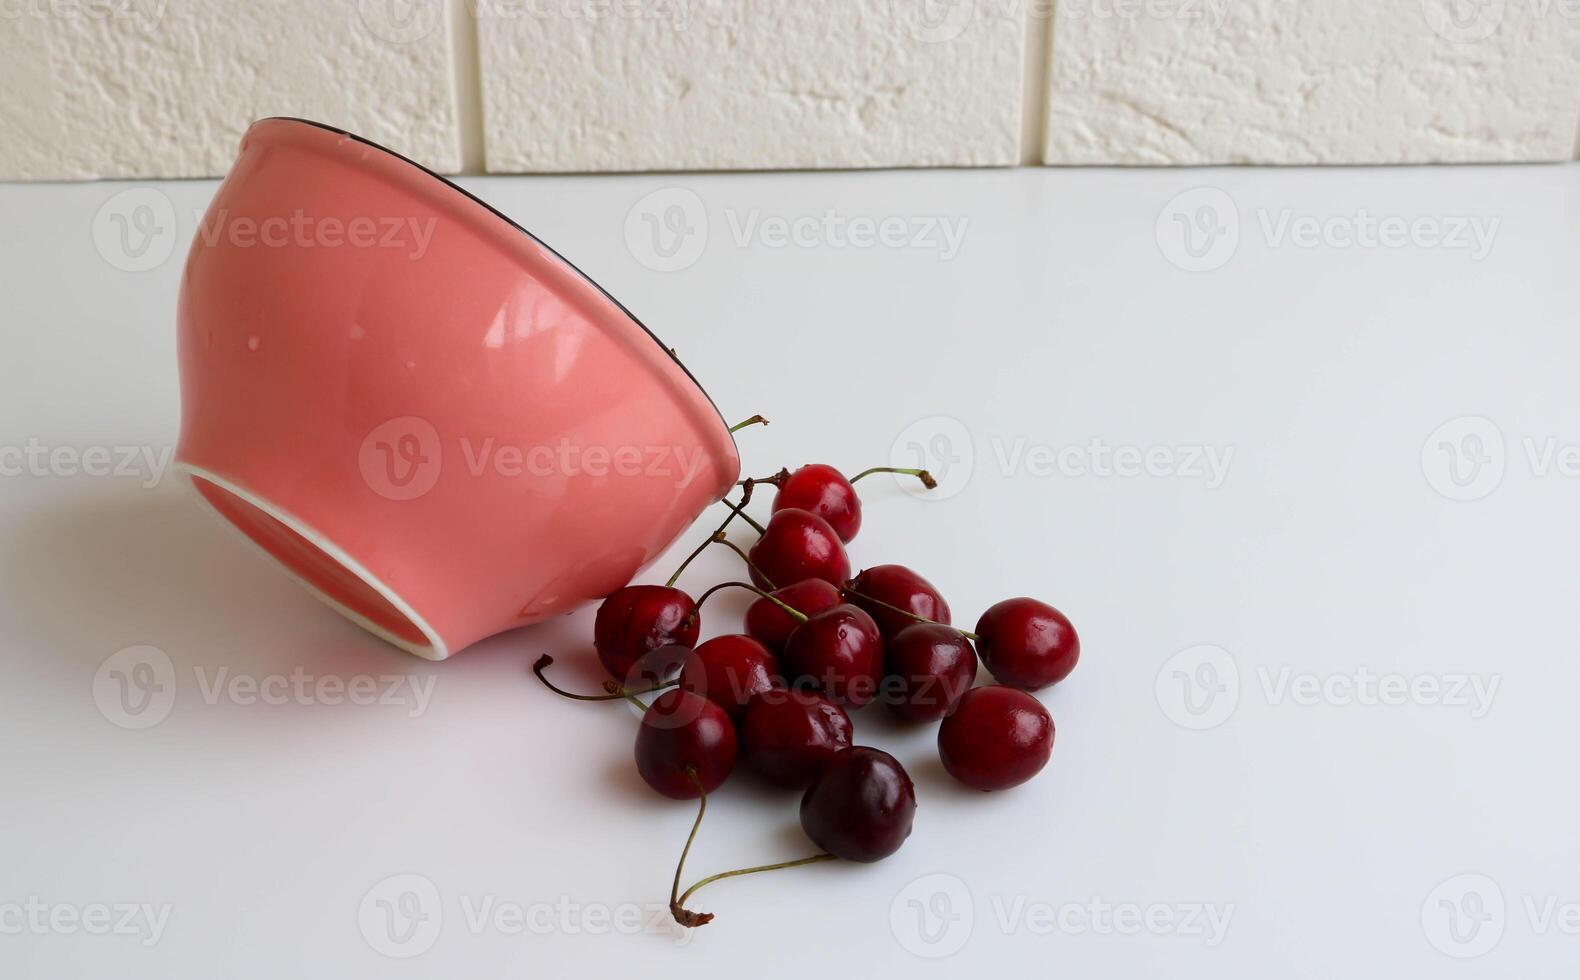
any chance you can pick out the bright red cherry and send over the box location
[744,578,843,654]
[634,688,737,800]
[782,604,883,707]
[845,564,951,640]
[800,747,916,862]
[594,585,699,681]
[747,509,850,591]
[883,623,977,722]
[739,688,853,788]
[770,464,862,541]
[678,635,781,717]
[938,686,1053,791]
[975,597,1079,690]
[765,464,936,543]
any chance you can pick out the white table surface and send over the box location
[3,162,1578,978]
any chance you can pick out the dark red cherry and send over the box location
[747,509,850,591]
[678,634,781,717]
[845,564,952,640]
[739,688,853,789]
[938,686,1053,791]
[594,585,699,681]
[744,578,843,654]
[770,464,862,541]
[782,604,883,707]
[799,746,916,862]
[883,623,977,722]
[634,689,737,800]
[975,597,1079,690]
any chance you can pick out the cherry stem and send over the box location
[848,466,938,490]
[532,655,677,702]
[666,482,756,587]
[669,768,712,927]
[669,768,835,928]
[717,497,768,534]
[602,680,653,712]
[738,467,789,489]
[674,854,837,923]
[710,533,776,590]
[687,581,805,630]
[842,587,980,641]
[728,415,769,433]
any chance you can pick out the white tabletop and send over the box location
[3,163,1577,977]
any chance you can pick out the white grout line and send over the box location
[1019,4,1055,166]
[449,0,487,175]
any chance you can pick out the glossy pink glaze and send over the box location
[175,118,739,660]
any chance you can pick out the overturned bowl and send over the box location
[175,117,739,660]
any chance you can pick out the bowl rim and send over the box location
[257,115,735,449]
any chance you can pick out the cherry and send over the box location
[938,686,1053,791]
[739,689,853,788]
[782,604,884,707]
[800,746,916,862]
[975,597,1079,690]
[760,464,937,543]
[744,578,843,654]
[845,564,952,640]
[746,508,850,591]
[594,585,699,681]
[678,635,781,717]
[634,688,737,800]
[883,623,977,722]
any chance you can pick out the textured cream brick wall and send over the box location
[0,0,1576,179]
[1044,0,1580,165]
[0,0,461,180]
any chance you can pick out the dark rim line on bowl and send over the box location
[260,116,735,445]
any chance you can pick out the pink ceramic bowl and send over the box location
[175,117,739,660]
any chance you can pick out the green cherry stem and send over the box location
[848,466,938,490]
[532,655,677,702]
[684,581,805,632]
[728,415,769,433]
[669,768,835,928]
[666,482,756,587]
[709,533,776,590]
[716,497,768,535]
[841,588,980,641]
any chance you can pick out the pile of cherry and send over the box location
[534,450,1078,928]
